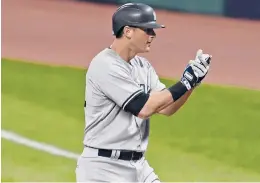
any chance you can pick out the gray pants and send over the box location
[75,147,160,182]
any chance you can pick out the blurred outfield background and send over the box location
[1,0,260,182]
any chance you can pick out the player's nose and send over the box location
[148,36,155,42]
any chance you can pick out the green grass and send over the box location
[1,139,76,182]
[2,58,260,181]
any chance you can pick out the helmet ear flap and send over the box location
[115,27,124,38]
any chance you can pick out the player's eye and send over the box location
[142,28,156,36]
[131,26,156,36]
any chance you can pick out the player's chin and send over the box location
[143,45,152,52]
[137,44,151,53]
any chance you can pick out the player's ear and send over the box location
[123,26,133,39]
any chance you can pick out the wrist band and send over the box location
[168,81,188,101]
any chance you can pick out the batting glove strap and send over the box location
[182,64,198,89]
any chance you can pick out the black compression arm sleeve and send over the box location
[124,92,149,116]
[124,82,188,116]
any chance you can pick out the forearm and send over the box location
[158,89,193,116]
[138,89,173,119]
[138,81,189,119]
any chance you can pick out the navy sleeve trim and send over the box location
[124,92,149,116]
[122,89,143,110]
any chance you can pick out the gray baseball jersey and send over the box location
[83,48,166,152]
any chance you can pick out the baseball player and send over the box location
[76,3,212,182]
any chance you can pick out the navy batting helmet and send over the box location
[112,3,165,36]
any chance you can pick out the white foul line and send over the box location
[1,129,80,160]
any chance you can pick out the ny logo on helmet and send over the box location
[153,11,157,21]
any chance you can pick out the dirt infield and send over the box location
[2,0,260,89]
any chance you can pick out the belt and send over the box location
[98,148,144,161]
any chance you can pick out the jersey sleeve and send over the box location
[148,65,166,92]
[96,62,143,110]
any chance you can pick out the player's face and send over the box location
[130,27,156,53]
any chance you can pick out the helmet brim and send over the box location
[133,21,166,29]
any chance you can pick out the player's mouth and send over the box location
[146,41,152,45]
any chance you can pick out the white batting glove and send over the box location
[194,49,212,85]
[195,49,211,68]
[189,60,208,78]
[180,59,207,90]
